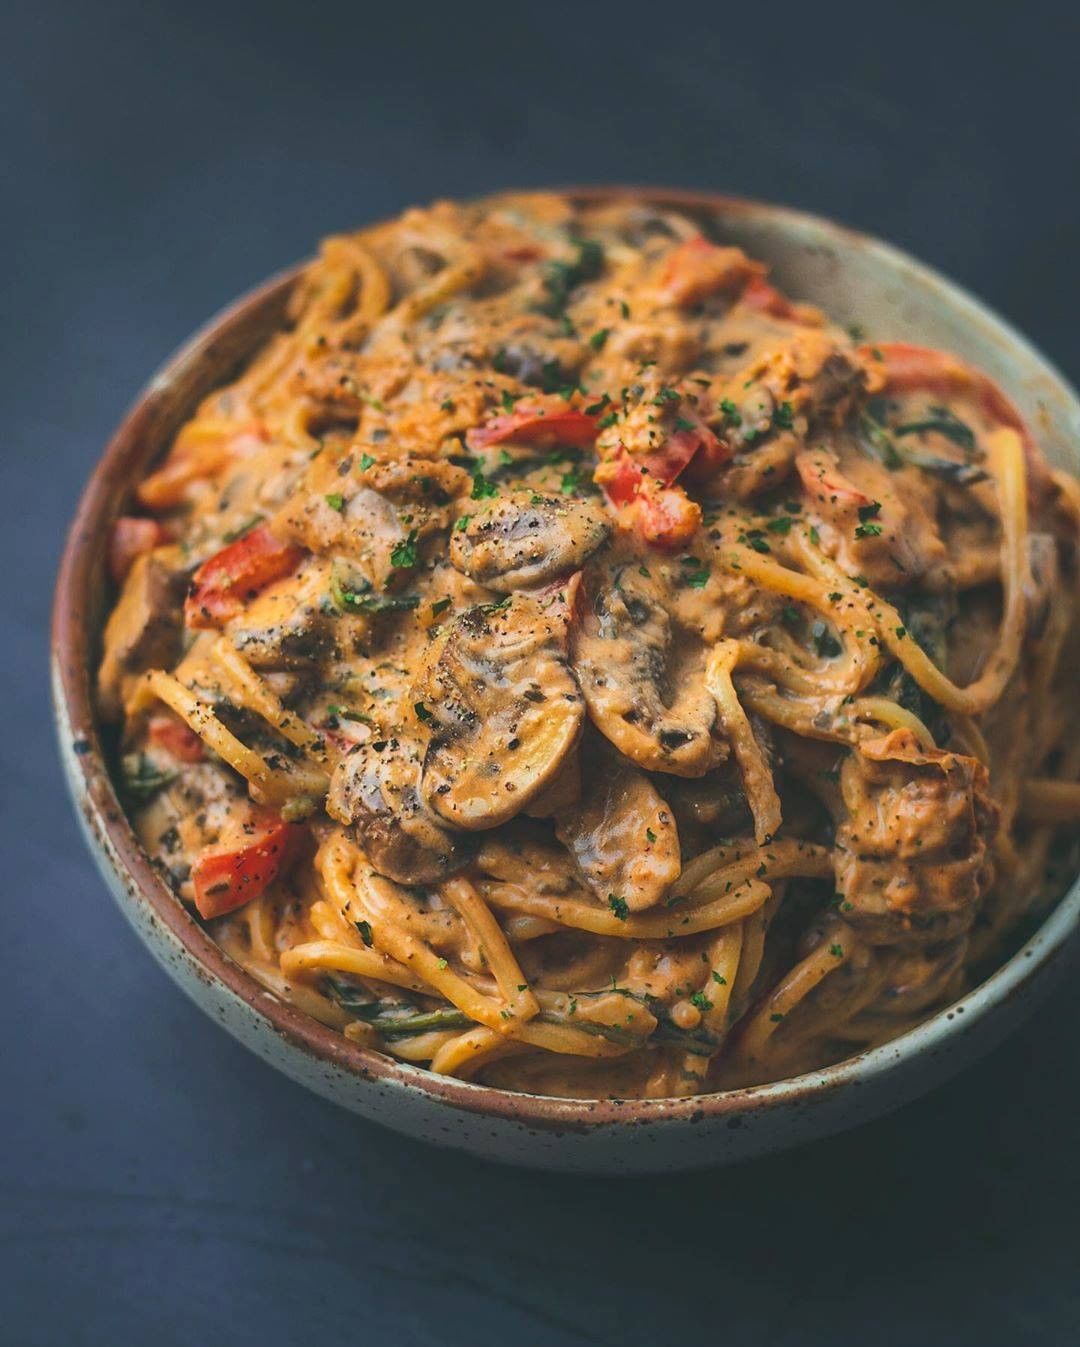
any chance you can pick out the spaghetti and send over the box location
[98,192,1080,1098]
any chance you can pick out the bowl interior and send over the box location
[53,190,1080,1126]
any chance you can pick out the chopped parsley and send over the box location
[355,920,374,946]
[689,991,713,1013]
[607,893,630,921]
[389,530,419,568]
[359,452,376,471]
[589,327,611,351]
[325,492,345,512]
[854,500,883,539]
[413,701,434,725]
[471,470,499,500]
[859,412,903,469]
[894,408,975,452]
[121,753,177,803]
[811,620,842,658]
[537,239,605,317]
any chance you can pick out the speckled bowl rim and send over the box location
[52,187,1080,1130]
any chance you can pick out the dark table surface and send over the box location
[4,3,1079,1343]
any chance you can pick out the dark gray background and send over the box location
[4,3,1079,1343]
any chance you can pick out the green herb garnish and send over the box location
[607,894,630,921]
[390,530,420,568]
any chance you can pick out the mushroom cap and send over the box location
[413,590,585,830]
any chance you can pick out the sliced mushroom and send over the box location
[98,550,186,720]
[555,745,681,911]
[327,737,472,885]
[412,591,585,830]
[570,561,722,777]
[450,491,611,593]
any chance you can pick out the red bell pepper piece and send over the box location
[740,274,803,321]
[601,451,647,507]
[599,452,701,548]
[635,478,702,548]
[863,342,1047,494]
[109,516,169,584]
[466,402,599,453]
[658,236,759,306]
[502,244,543,263]
[191,810,302,919]
[148,714,206,763]
[862,342,1032,439]
[795,451,872,509]
[185,525,304,629]
[659,411,732,484]
[602,408,728,496]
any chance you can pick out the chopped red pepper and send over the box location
[148,714,206,763]
[191,810,302,919]
[634,477,702,548]
[599,453,701,548]
[740,274,803,321]
[795,451,872,508]
[659,411,732,484]
[595,404,725,545]
[466,401,599,453]
[862,342,1032,439]
[185,525,304,629]
[658,237,760,306]
[109,516,169,584]
[863,342,1048,496]
[502,244,544,263]
[600,450,648,507]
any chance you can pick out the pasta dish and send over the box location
[98,193,1080,1098]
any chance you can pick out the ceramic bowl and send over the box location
[52,189,1080,1173]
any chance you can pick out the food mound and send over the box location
[98,193,1080,1098]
